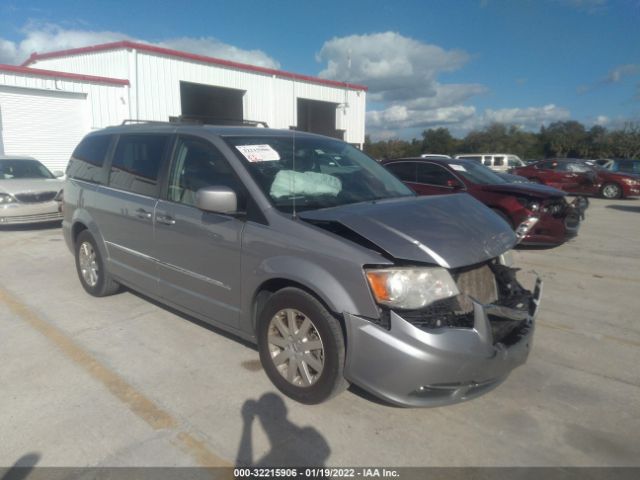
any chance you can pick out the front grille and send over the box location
[14,191,57,203]
[0,212,62,224]
[395,262,530,345]
[395,262,497,330]
[452,263,498,310]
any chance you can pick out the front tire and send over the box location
[600,182,622,199]
[75,230,120,297]
[257,287,347,404]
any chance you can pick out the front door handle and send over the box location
[156,214,176,225]
[135,208,152,220]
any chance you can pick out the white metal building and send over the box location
[0,41,367,172]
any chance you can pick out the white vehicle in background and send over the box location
[420,153,452,159]
[454,153,525,172]
[0,156,64,225]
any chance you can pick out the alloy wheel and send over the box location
[78,241,99,287]
[267,308,324,387]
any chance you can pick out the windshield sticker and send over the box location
[450,164,467,172]
[236,144,281,162]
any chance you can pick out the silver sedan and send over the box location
[0,156,64,225]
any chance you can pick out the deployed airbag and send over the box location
[270,170,342,198]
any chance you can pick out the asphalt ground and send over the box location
[1,197,639,468]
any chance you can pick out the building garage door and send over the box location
[0,87,88,172]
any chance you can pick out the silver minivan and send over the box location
[63,122,541,407]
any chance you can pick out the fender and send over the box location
[250,255,379,323]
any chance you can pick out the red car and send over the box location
[383,157,585,246]
[512,159,640,199]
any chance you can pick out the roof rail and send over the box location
[121,117,269,127]
[121,119,171,125]
[169,115,269,127]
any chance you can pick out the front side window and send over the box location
[109,134,170,196]
[167,136,244,208]
[225,136,413,212]
[507,156,522,167]
[0,159,54,180]
[537,161,557,170]
[416,163,457,186]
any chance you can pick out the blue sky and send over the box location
[1,0,639,139]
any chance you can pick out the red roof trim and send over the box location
[21,40,368,91]
[0,64,130,86]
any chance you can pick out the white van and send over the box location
[454,153,524,172]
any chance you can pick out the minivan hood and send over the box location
[299,194,517,269]
[0,178,63,195]
[478,182,566,198]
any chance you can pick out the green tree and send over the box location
[420,128,459,155]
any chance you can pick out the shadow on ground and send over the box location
[236,393,330,467]
[1,452,40,480]
[606,205,640,213]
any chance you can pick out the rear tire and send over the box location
[257,287,347,404]
[600,182,622,199]
[75,230,120,297]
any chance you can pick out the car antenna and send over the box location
[291,77,297,219]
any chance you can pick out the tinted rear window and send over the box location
[386,162,416,182]
[109,134,170,197]
[67,135,113,184]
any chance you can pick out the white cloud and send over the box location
[556,0,607,13]
[594,115,610,126]
[430,104,569,138]
[481,104,571,128]
[0,22,279,69]
[318,31,488,137]
[578,63,640,94]
[603,64,640,84]
[317,32,471,102]
[157,38,280,69]
[367,104,477,130]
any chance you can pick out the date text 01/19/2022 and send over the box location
[233,468,400,478]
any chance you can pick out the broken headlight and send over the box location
[365,267,459,310]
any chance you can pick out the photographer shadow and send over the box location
[236,393,330,467]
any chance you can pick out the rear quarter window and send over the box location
[67,135,113,184]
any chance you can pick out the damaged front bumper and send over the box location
[343,275,542,407]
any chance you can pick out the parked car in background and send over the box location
[454,153,525,172]
[512,159,640,199]
[0,155,64,225]
[383,157,585,246]
[63,122,542,407]
[594,158,640,176]
[420,153,452,159]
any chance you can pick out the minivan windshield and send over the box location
[0,159,55,180]
[446,160,507,185]
[225,136,414,212]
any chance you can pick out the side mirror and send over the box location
[53,170,65,178]
[195,186,238,214]
[446,178,464,190]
